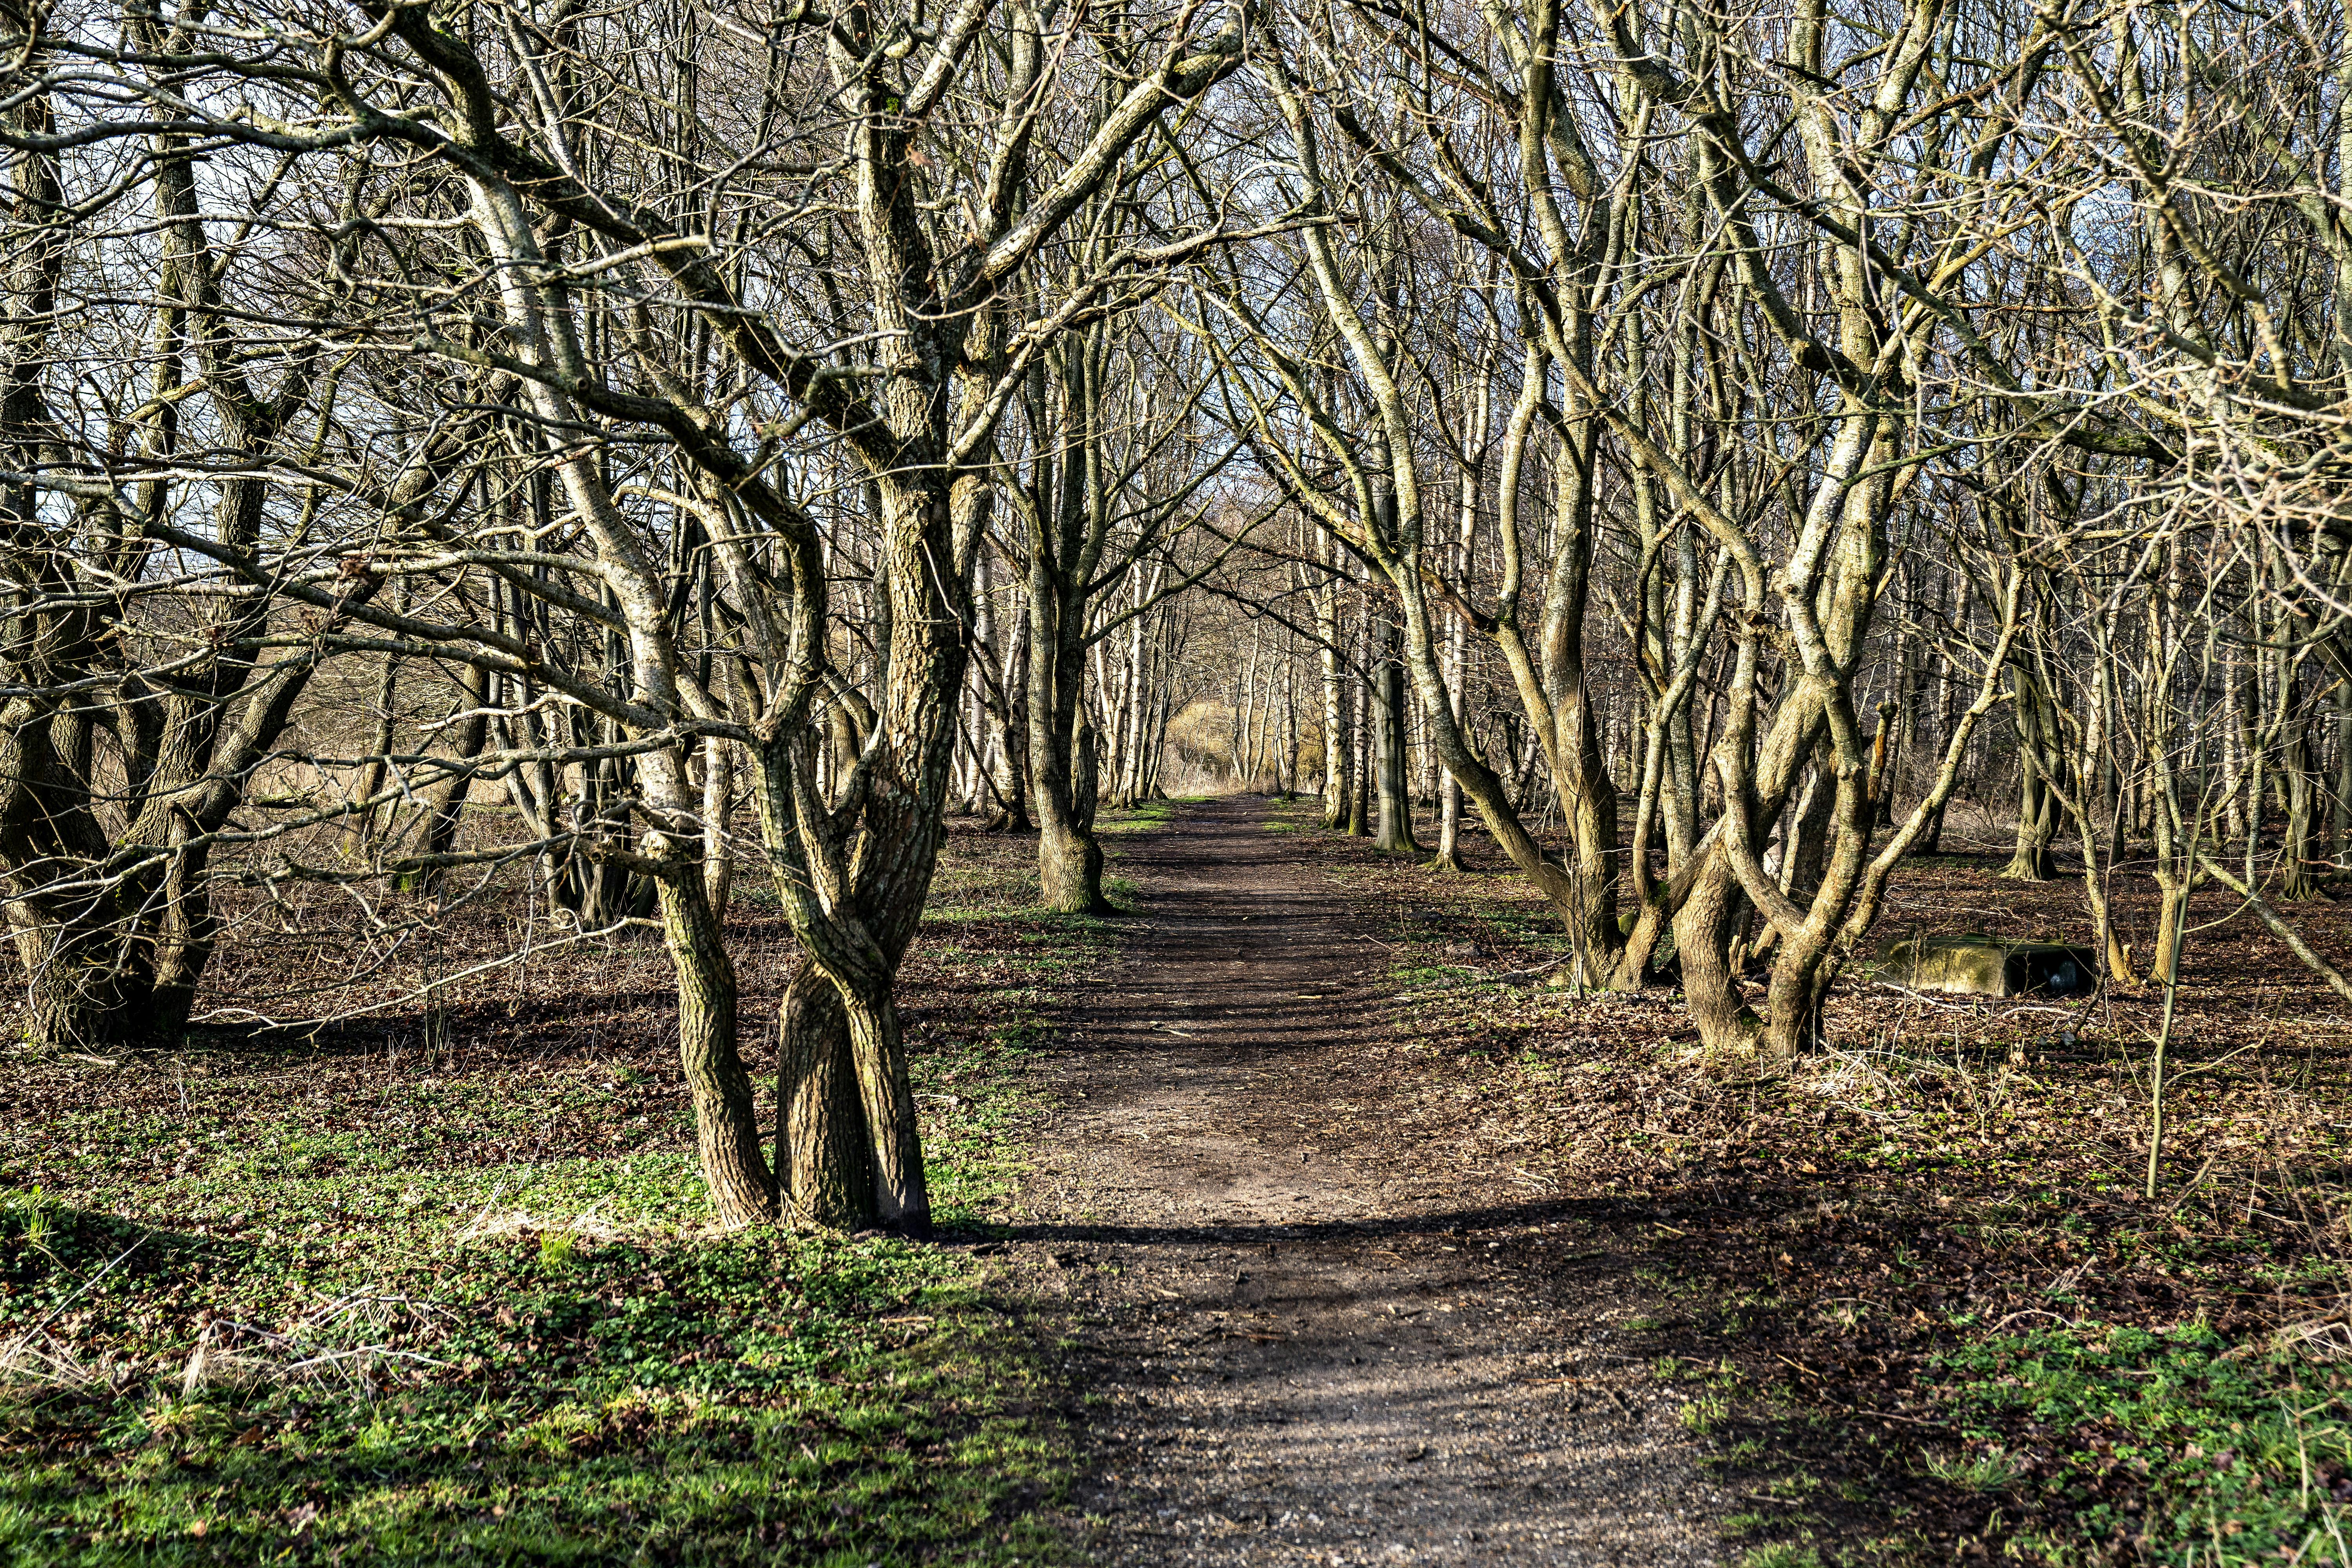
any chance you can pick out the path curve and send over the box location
[1018,797,1724,1566]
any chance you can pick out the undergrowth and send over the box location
[0,1198,1062,1565]
[1932,1321,2352,1565]
[0,826,1122,1565]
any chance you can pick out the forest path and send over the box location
[1016,797,1724,1566]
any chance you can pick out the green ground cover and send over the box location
[0,824,1146,1566]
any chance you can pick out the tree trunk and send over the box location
[839,973,931,1232]
[1371,612,1419,853]
[1038,711,1107,911]
[702,735,735,916]
[345,647,402,855]
[1317,545,1350,828]
[397,664,492,893]
[2334,677,2351,869]
[1866,699,1899,826]
[2001,675,2060,881]
[984,590,1032,831]
[1916,626,1961,855]
[1029,554,1111,913]
[778,964,870,1230]
[144,816,215,1033]
[1433,425,1476,869]
[1673,855,1759,1054]
[2282,714,2322,900]
[657,868,774,1228]
[1347,586,1372,835]
[10,860,156,1049]
[1750,748,1835,965]
[2003,767,2059,880]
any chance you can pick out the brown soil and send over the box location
[1015,797,1724,1566]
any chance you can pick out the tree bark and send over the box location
[778,964,869,1229]
[658,867,773,1228]
[1371,610,1419,853]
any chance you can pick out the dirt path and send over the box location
[1017,797,1726,1566]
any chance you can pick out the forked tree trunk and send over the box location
[838,971,932,1229]
[755,465,975,1241]
[1757,760,1873,1063]
[2001,676,2061,881]
[2004,768,2059,880]
[775,946,932,1238]
[1749,750,1835,966]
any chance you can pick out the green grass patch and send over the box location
[1735,1548,1823,1568]
[0,1188,1068,1565]
[1095,800,1180,835]
[1933,1320,2352,1565]
[0,836,1107,1565]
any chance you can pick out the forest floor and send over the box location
[8,796,2352,1565]
[0,828,1121,1565]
